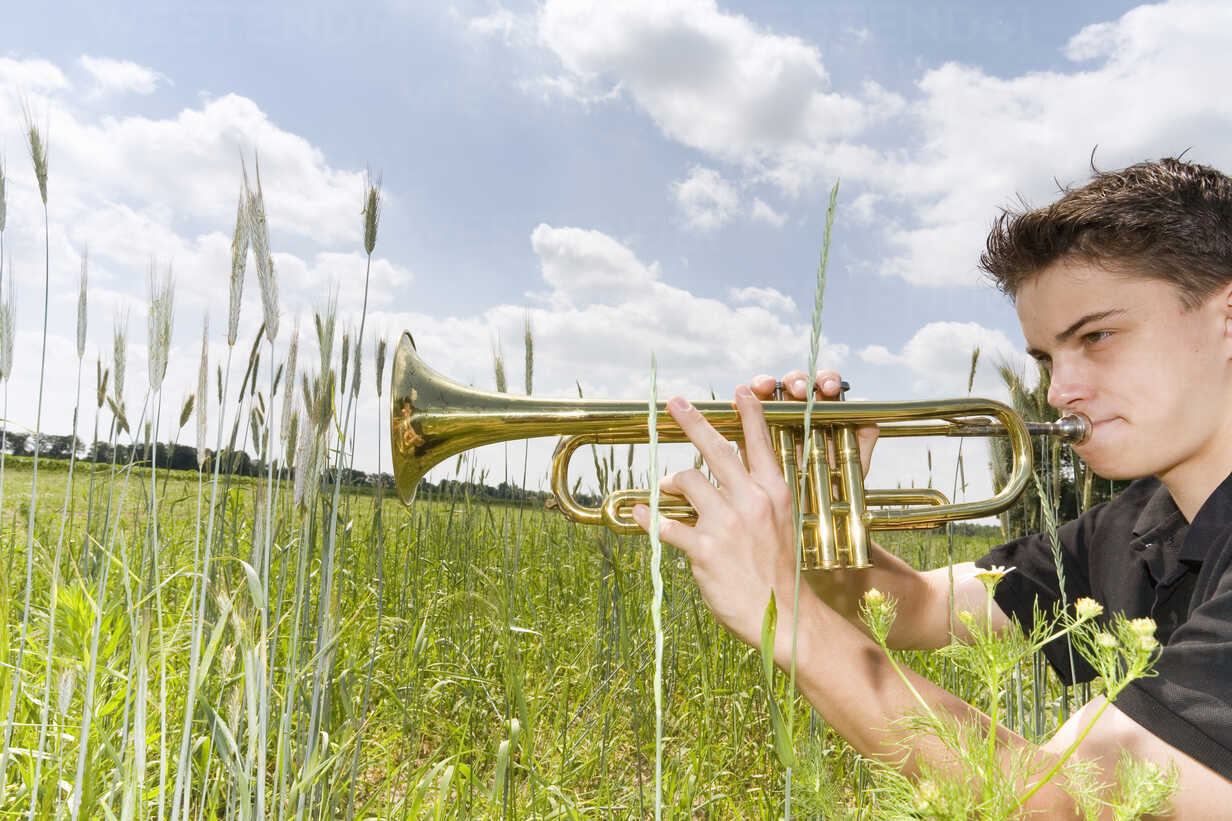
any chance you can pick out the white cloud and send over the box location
[858,343,899,367]
[535,0,903,174]
[859,321,1033,398]
[469,7,517,39]
[672,166,740,230]
[0,57,70,93]
[729,285,795,313]
[513,0,1232,290]
[382,223,845,406]
[749,197,785,227]
[78,55,168,96]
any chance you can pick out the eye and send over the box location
[1082,330,1113,346]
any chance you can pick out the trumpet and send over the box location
[390,332,1090,570]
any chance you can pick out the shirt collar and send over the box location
[1132,478,1182,541]
[1180,469,1232,563]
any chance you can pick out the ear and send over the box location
[1220,281,1232,346]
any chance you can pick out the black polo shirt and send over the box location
[974,471,1232,779]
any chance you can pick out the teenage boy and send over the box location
[631,158,1232,816]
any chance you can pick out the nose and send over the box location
[1045,356,1088,410]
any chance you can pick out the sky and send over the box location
[2,0,1231,503]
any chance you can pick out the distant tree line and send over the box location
[0,430,590,506]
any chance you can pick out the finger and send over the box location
[631,504,698,554]
[855,423,880,478]
[814,370,843,399]
[780,369,810,399]
[733,384,781,481]
[748,374,777,399]
[662,468,724,514]
[666,397,748,490]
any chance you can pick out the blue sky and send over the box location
[2,0,1230,495]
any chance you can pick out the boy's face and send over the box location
[1016,258,1232,485]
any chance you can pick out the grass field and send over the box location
[0,449,1057,818]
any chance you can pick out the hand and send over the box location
[631,386,807,662]
[748,369,879,478]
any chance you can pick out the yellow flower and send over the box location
[1096,632,1118,649]
[1139,635,1159,652]
[1075,598,1104,619]
[1128,617,1156,638]
[958,610,975,627]
[864,588,885,605]
[973,564,1015,584]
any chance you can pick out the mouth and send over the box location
[1076,417,1120,446]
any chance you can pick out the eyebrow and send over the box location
[1025,308,1126,359]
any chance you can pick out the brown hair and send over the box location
[980,157,1232,308]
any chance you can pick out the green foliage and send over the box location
[822,577,1179,820]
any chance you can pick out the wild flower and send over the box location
[1074,597,1103,620]
[1096,632,1117,649]
[859,587,896,646]
[1128,617,1156,638]
[973,564,1014,595]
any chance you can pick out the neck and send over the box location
[1158,436,1232,521]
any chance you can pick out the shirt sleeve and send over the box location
[975,508,1101,686]
[1115,555,1232,780]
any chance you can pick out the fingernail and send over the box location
[791,379,807,395]
[669,397,691,412]
[822,378,838,393]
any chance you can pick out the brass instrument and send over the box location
[390,332,1090,570]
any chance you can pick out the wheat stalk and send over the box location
[375,335,387,399]
[148,261,175,392]
[77,246,88,360]
[0,281,13,382]
[242,155,279,343]
[281,317,299,444]
[229,185,249,347]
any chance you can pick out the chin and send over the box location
[1073,446,1151,482]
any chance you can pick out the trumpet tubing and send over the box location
[390,332,1089,570]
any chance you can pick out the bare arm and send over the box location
[803,548,1012,649]
[788,594,1226,818]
